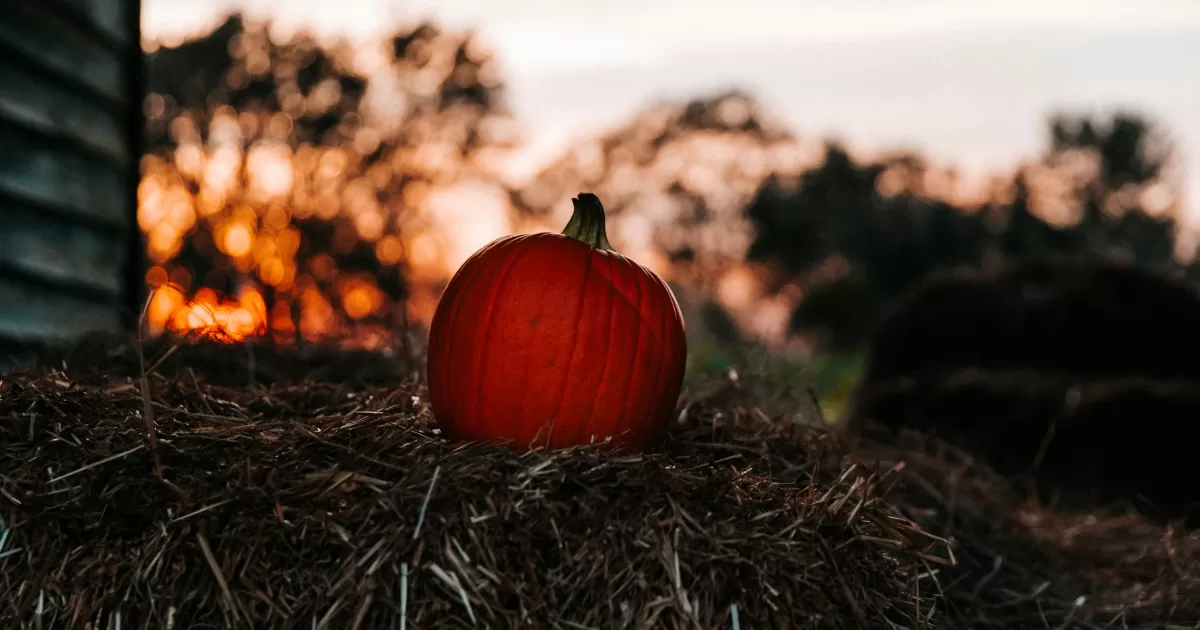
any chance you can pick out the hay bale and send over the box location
[847,370,1200,523]
[0,340,943,629]
[1,340,1196,629]
[852,436,1200,629]
[862,256,1200,383]
[844,256,1200,524]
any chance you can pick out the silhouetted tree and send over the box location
[743,112,1188,351]
[140,14,516,340]
[516,90,798,339]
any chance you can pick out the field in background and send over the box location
[686,336,864,422]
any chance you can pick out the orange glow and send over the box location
[376,236,404,265]
[146,284,268,342]
[145,265,169,286]
[343,286,375,320]
[299,286,336,341]
[258,257,287,286]
[716,266,759,310]
[271,300,296,336]
[134,18,542,346]
[220,221,255,258]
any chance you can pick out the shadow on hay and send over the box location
[843,256,1200,525]
[1,333,417,387]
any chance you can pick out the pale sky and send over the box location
[144,0,1200,219]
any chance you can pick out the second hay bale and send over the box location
[845,256,1200,523]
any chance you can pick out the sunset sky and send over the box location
[144,0,1200,220]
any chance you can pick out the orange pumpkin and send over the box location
[426,193,687,451]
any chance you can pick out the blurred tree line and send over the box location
[140,14,514,340]
[140,14,1193,351]
[743,113,1184,350]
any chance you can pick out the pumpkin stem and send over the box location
[562,193,615,251]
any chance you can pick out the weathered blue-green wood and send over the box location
[0,278,124,342]
[59,0,134,47]
[0,125,131,228]
[0,209,126,296]
[0,3,125,104]
[0,0,143,366]
[0,53,128,163]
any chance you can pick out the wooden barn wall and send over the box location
[0,0,145,367]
